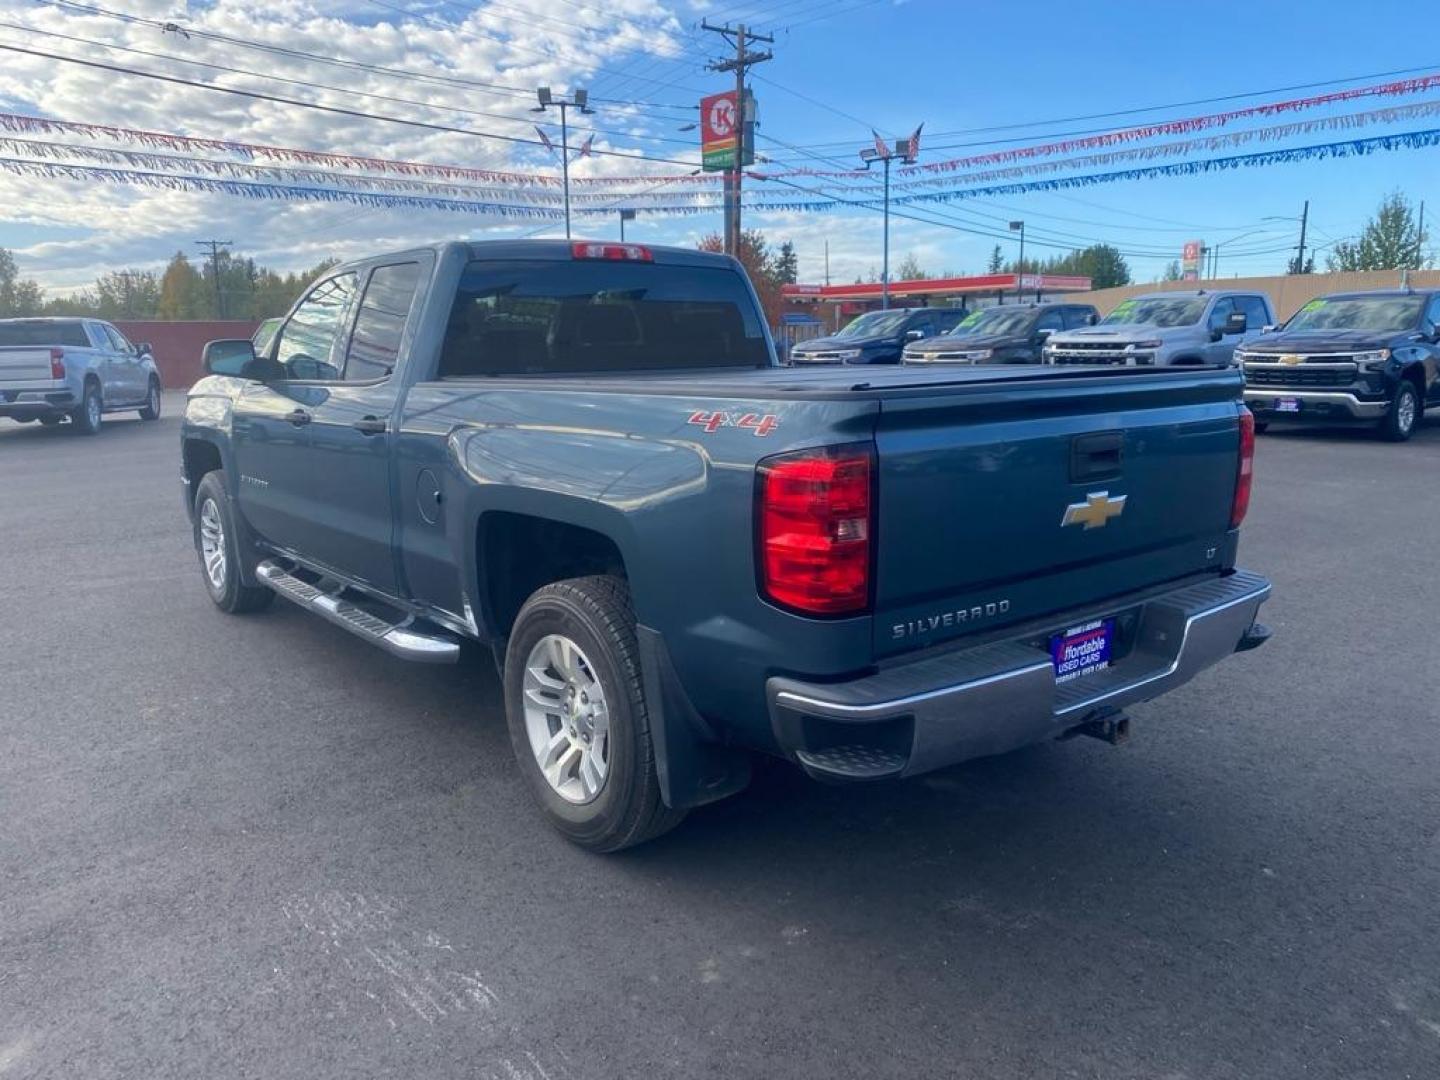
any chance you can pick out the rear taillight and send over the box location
[1231,407,1255,528]
[49,347,65,379]
[571,241,653,262]
[758,445,873,616]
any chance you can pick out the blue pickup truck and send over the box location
[182,240,1272,851]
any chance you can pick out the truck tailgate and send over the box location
[872,371,1243,656]
[0,347,54,384]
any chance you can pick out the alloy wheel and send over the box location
[521,633,611,804]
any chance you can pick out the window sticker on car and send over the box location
[957,311,985,329]
[1298,299,1327,315]
[1109,300,1138,320]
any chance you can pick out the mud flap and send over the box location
[636,625,752,810]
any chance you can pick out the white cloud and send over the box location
[0,0,710,292]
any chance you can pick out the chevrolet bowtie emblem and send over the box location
[1278,353,1304,365]
[1062,491,1127,530]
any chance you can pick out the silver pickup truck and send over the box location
[1043,291,1274,368]
[0,318,163,433]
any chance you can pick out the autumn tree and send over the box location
[697,229,788,327]
[157,252,208,319]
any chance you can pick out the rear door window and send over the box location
[1064,307,1096,329]
[438,259,770,377]
[344,262,422,382]
[1034,308,1065,333]
[102,325,134,353]
[1207,298,1235,330]
[1235,296,1269,329]
[0,321,91,347]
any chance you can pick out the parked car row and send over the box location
[0,317,162,433]
[785,285,1438,441]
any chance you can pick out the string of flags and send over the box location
[1,128,1437,220]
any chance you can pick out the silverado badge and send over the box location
[1278,354,1304,365]
[1062,491,1127,530]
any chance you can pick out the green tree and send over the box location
[0,248,44,316]
[987,245,1004,273]
[894,252,928,281]
[1057,244,1131,289]
[1161,259,1182,282]
[1327,191,1429,271]
[773,240,798,285]
[95,269,161,318]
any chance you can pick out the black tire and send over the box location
[71,380,102,435]
[1379,381,1420,442]
[192,470,274,614]
[138,377,162,421]
[503,576,685,852]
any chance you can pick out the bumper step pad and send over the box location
[795,745,907,781]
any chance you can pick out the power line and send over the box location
[0,41,704,171]
[0,19,700,150]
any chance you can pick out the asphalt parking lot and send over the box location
[2,398,1438,1080]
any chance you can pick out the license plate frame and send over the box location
[1050,618,1116,683]
[1276,397,1301,413]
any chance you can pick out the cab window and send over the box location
[345,262,422,382]
[102,325,134,353]
[1207,298,1235,330]
[1034,308,1065,333]
[274,273,359,380]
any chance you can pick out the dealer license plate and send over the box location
[1276,397,1301,413]
[1050,618,1115,683]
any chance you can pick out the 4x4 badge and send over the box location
[1062,491,1127,530]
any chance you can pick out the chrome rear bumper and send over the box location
[767,571,1271,781]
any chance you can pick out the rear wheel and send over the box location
[503,576,685,852]
[192,470,274,614]
[1379,382,1420,442]
[71,381,102,435]
[138,378,162,421]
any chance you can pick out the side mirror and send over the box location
[1224,311,1248,335]
[904,328,926,341]
[137,342,153,356]
[1260,324,1278,334]
[202,338,259,378]
[1086,313,1098,326]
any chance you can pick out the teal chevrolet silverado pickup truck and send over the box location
[181,239,1272,851]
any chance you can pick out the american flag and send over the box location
[534,126,555,154]
[576,135,594,159]
[871,130,889,158]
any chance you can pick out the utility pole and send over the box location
[1009,221,1026,301]
[1414,200,1424,268]
[824,240,830,286]
[1296,199,1309,275]
[619,208,635,242]
[533,87,592,239]
[702,20,772,258]
[195,239,231,319]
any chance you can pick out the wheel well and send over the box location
[84,371,100,386]
[1402,365,1426,402]
[479,512,627,637]
[182,439,223,500]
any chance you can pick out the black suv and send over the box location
[903,303,1098,365]
[788,306,968,365]
[1239,290,1440,441]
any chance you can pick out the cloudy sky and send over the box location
[0,0,1437,296]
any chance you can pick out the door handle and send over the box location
[352,416,388,435]
[285,409,311,426]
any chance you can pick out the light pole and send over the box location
[533,87,592,240]
[1209,228,1271,279]
[860,125,921,310]
[1009,220,1025,301]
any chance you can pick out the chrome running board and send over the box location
[256,559,461,664]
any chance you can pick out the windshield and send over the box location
[1101,296,1207,328]
[835,310,911,339]
[945,308,1036,337]
[1283,295,1423,334]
